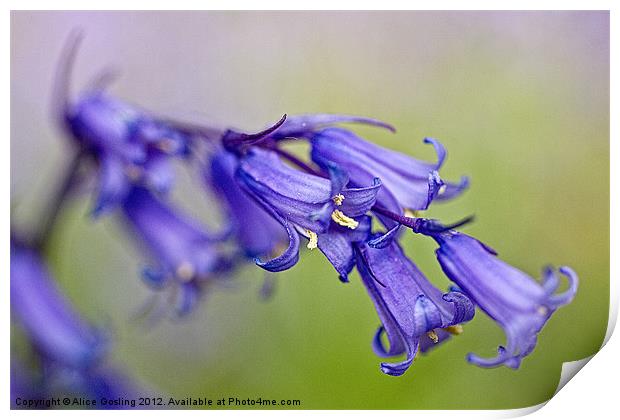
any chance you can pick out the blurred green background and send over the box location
[11,11,609,409]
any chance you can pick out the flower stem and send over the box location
[371,206,420,229]
[269,147,324,177]
[34,150,85,251]
[372,205,475,233]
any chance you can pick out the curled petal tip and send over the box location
[546,266,579,308]
[368,224,402,249]
[436,176,470,202]
[423,137,447,169]
[253,226,300,273]
[380,364,407,377]
[466,350,508,369]
[223,114,288,152]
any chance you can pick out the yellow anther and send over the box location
[125,165,143,181]
[404,209,422,218]
[306,229,318,250]
[157,138,177,153]
[427,330,439,344]
[176,261,195,282]
[444,325,464,336]
[331,210,359,229]
[438,184,448,195]
[332,194,345,206]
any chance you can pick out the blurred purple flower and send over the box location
[53,34,204,216]
[11,240,147,408]
[10,242,107,369]
[121,187,235,316]
[355,239,474,376]
[66,93,192,215]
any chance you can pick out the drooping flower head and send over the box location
[121,187,236,316]
[236,147,380,280]
[416,228,578,368]
[67,94,197,215]
[11,240,144,407]
[221,112,468,244]
[54,32,203,216]
[355,239,474,376]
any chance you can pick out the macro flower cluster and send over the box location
[11,34,579,408]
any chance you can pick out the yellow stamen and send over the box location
[443,325,464,335]
[331,210,359,229]
[306,229,318,250]
[438,184,448,195]
[157,138,177,153]
[332,194,345,206]
[176,261,195,282]
[404,209,422,218]
[427,330,439,344]
[125,165,143,181]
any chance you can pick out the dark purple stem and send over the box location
[371,206,421,230]
[372,205,475,233]
[33,150,85,251]
[269,147,324,177]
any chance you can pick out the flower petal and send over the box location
[272,113,395,139]
[255,219,300,272]
[222,114,287,152]
[314,215,371,281]
[356,239,473,375]
[428,231,578,368]
[311,128,446,211]
[208,149,287,258]
[92,154,130,217]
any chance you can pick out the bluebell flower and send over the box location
[220,113,465,217]
[236,147,380,279]
[10,242,107,369]
[311,128,468,218]
[11,239,145,408]
[207,148,287,259]
[66,92,192,215]
[417,229,578,368]
[55,38,199,216]
[121,187,235,316]
[355,239,474,376]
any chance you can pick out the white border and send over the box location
[4,1,616,418]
